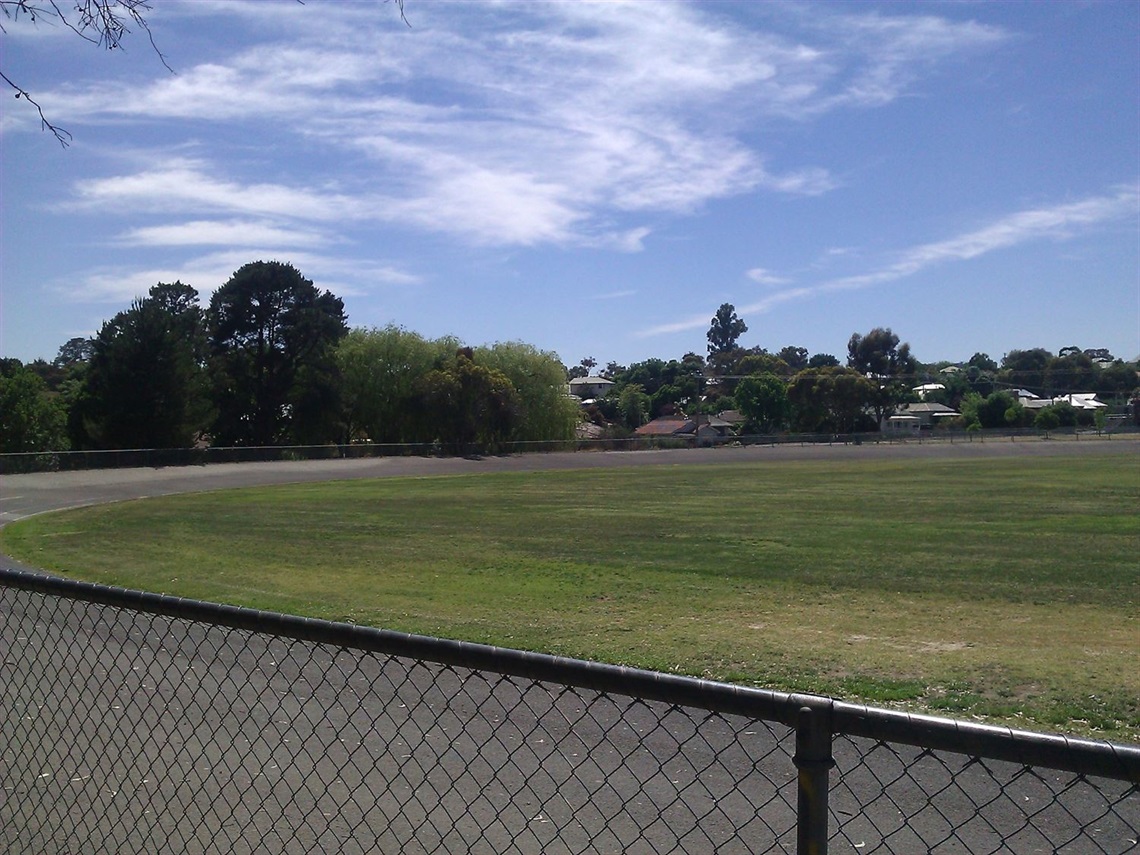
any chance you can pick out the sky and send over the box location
[2,0,1138,369]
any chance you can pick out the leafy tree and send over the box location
[1049,401,1079,427]
[1033,407,1060,432]
[618,358,670,396]
[737,352,791,378]
[80,282,210,449]
[0,363,68,452]
[846,327,918,426]
[1004,403,1028,428]
[615,357,702,411]
[970,391,1017,429]
[707,303,747,358]
[1096,360,1139,398]
[787,367,875,433]
[1047,350,1097,394]
[418,348,520,454]
[650,383,685,418]
[967,352,998,373]
[616,383,651,430]
[207,261,347,446]
[1093,408,1107,434]
[477,341,580,442]
[735,373,788,434]
[776,346,809,372]
[1000,348,1052,395]
[336,326,459,444]
[964,364,996,397]
[54,337,94,369]
[807,353,840,368]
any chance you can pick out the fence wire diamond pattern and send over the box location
[1,585,798,854]
[1,574,1136,854]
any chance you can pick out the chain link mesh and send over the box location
[2,581,1136,853]
[829,734,1138,853]
[1,585,798,853]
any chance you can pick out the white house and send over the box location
[568,376,615,402]
[883,402,959,432]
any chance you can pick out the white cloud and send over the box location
[640,186,1140,336]
[823,185,1140,291]
[68,158,360,221]
[746,267,791,287]
[20,0,1005,251]
[591,289,637,301]
[117,219,331,249]
[61,248,421,305]
[604,228,652,253]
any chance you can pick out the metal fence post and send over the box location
[794,703,834,855]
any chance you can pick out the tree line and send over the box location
[2,286,1137,456]
[0,261,579,454]
[572,304,1139,437]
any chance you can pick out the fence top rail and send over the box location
[2,566,1137,783]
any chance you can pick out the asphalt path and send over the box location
[3,435,1136,534]
[2,438,1137,853]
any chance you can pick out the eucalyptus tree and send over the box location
[846,327,918,426]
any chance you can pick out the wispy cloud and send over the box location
[591,289,637,301]
[746,267,791,286]
[638,186,1140,337]
[30,1,1008,251]
[818,185,1140,292]
[117,219,332,249]
[69,158,360,221]
[62,248,421,305]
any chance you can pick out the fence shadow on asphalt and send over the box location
[2,569,1137,854]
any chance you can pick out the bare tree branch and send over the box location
[1,0,171,145]
[2,0,411,145]
[1,67,72,146]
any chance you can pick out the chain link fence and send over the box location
[2,569,1137,854]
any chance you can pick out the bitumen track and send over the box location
[1,438,1137,853]
[3,435,1136,536]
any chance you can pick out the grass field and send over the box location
[3,453,1137,741]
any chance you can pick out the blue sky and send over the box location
[2,0,1138,368]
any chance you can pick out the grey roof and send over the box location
[569,376,614,387]
[899,402,958,415]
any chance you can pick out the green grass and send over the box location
[3,455,1138,741]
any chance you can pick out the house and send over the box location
[1054,393,1107,411]
[912,383,946,400]
[633,414,735,443]
[883,402,959,432]
[1020,392,1107,412]
[634,415,693,437]
[568,376,615,402]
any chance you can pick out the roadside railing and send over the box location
[2,568,1136,854]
